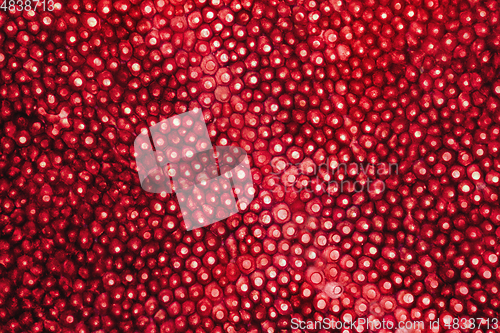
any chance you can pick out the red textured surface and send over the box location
[1,0,500,332]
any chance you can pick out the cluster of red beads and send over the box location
[1,0,500,332]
